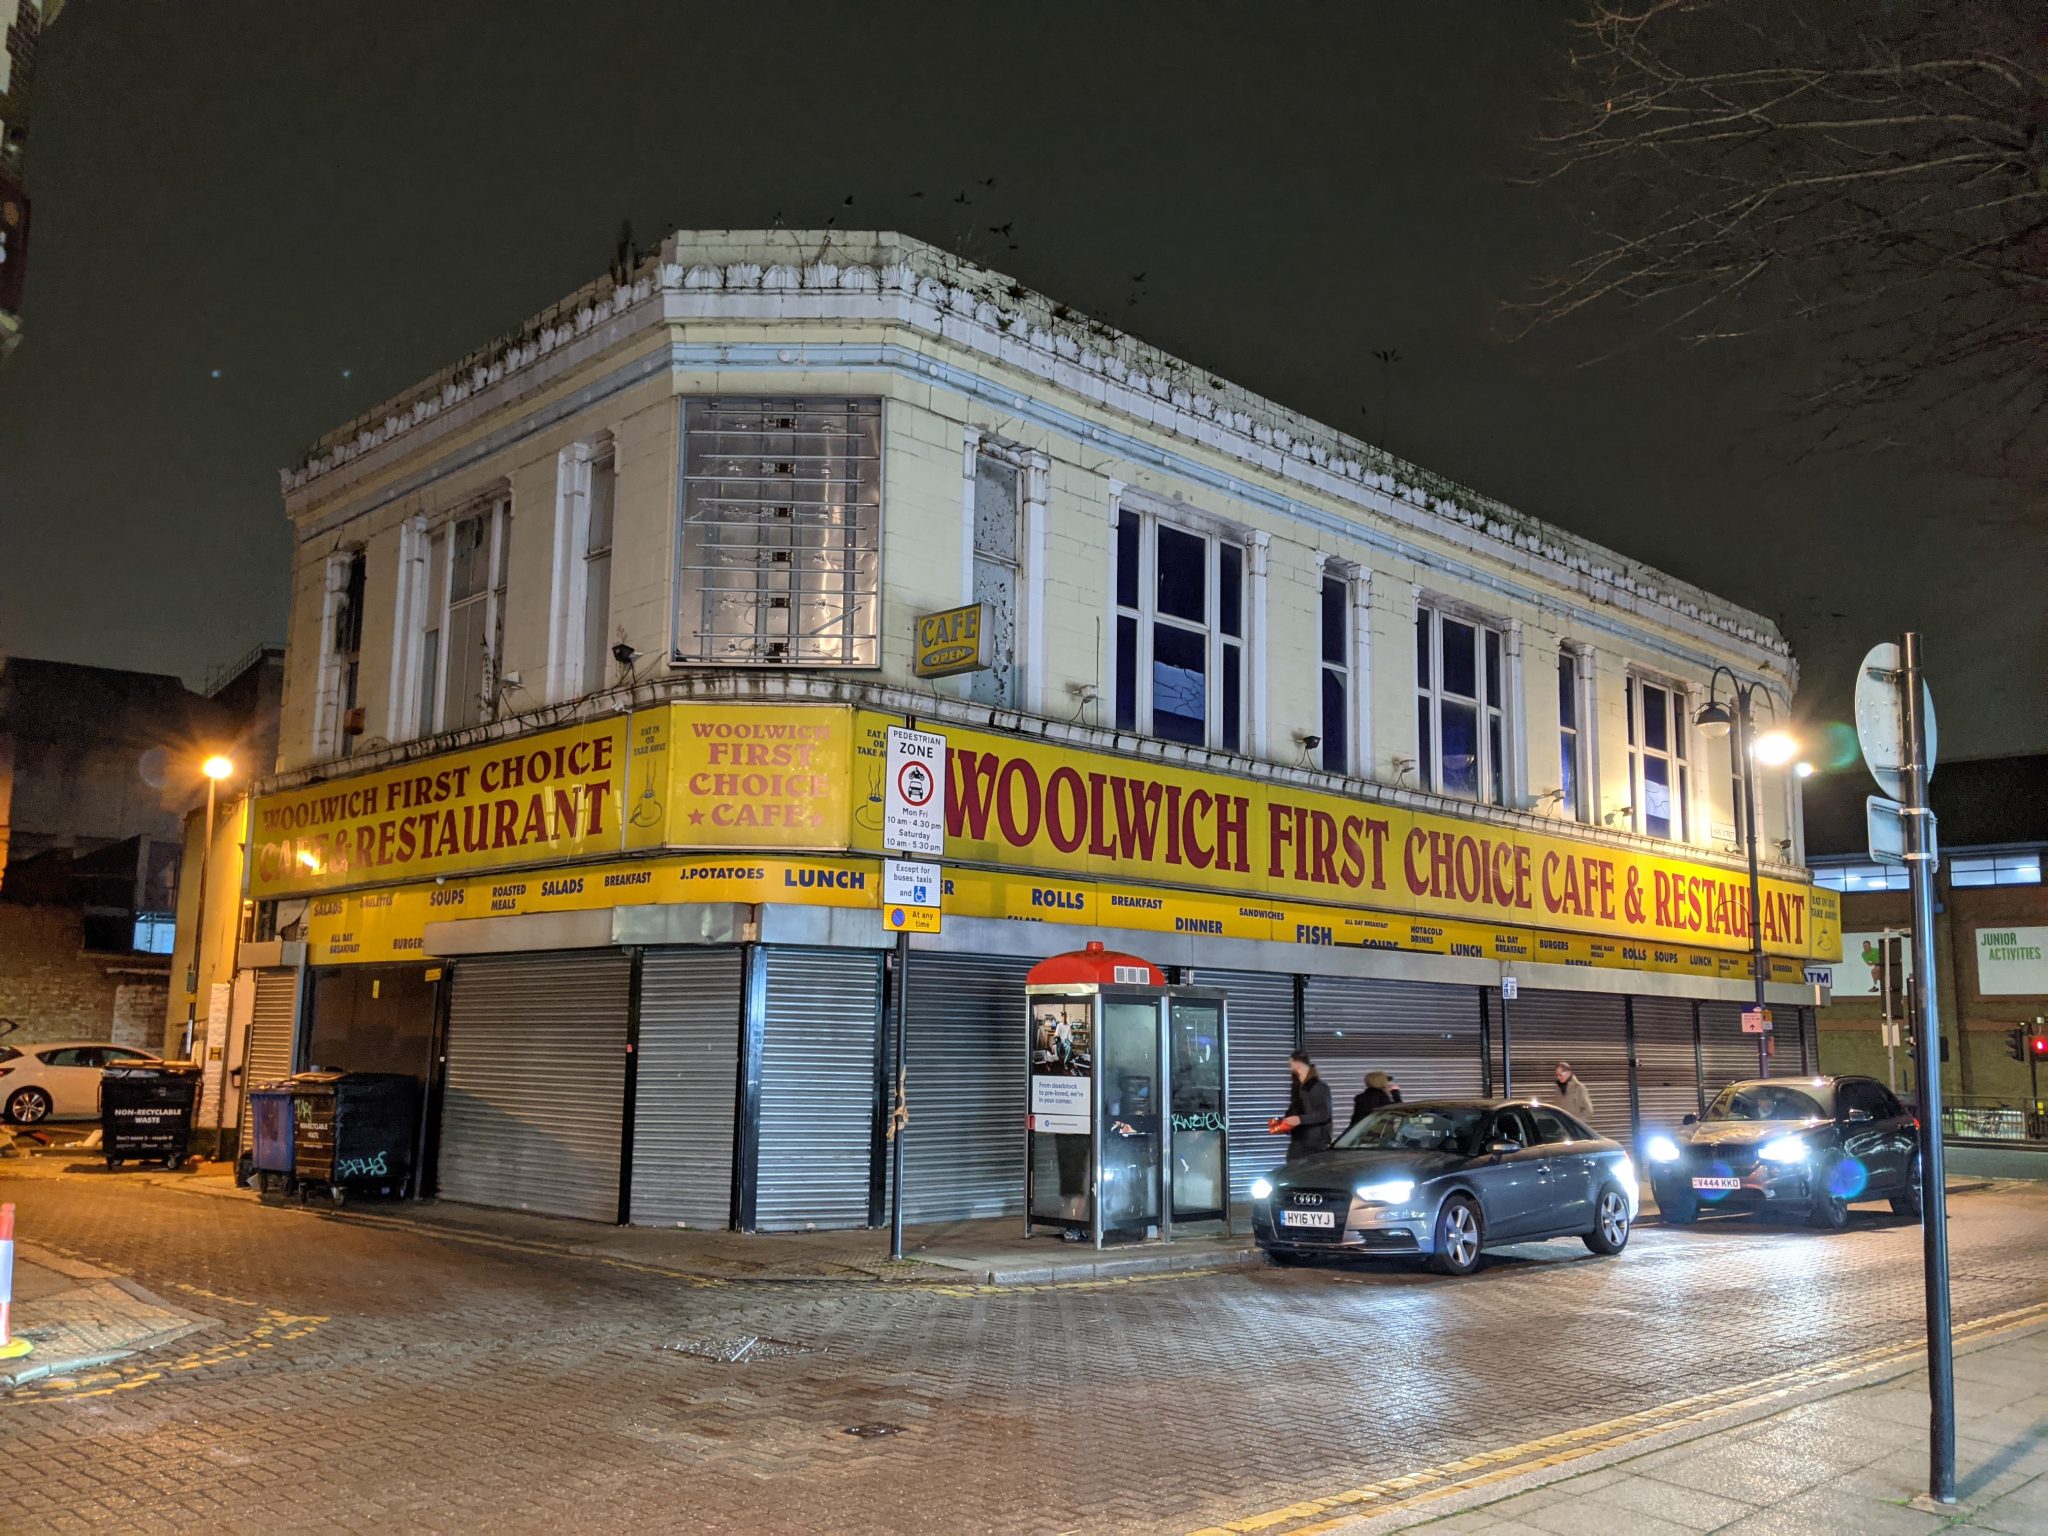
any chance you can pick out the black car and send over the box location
[1251,1099,1639,1276]
[1644,1075,1922,1229]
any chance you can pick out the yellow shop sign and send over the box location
[913,603,988,679]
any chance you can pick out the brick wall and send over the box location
[0,903,166,1050]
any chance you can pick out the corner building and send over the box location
[244,231,1839,1229]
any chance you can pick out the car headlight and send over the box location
[1646,1135,1682,1163]
[1355,1179,1414,1204]
[1250,1177,1274,1201]
[1760,1136,1810,1164]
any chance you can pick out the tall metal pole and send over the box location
[1733,688,1770,1078]
[182,775,219,1061]
[1498,989,1513,1099]
[1901,631,1954,1505]
[886,713,916,1263]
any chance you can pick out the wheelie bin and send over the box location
[291,1072,422,1205]
[236,1080,297,1196]
[100,1062,202,1170]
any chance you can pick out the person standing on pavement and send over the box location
[1276,1051,1333,1161]
[1552,1061,1595,1123]
[1348,1070,1402,1131]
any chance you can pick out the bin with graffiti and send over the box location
[290,1072,422,1206]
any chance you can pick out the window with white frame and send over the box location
[968,450,1020,709]
[431,499,510,732]
[1113,507,1246,751]
[1558,647,1589,821]
[1414,603,1505,803]
[581,447,616,693]
[676,398,881,666]
[1625,674,1691,841]
[1319,570,1353,775]
[322,550,366,759]
[412,526,447,737]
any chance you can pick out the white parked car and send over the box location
[0,1041,163,1124]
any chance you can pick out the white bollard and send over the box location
[0,1201,31,1361]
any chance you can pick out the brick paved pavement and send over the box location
[1,1161,2042,1535]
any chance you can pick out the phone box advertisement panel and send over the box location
[851,715,1833,961]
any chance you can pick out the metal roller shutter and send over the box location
[888,952,1033,1224]
[1189,969,1297,1197]
[1699,1000,1776,1092]
[438,951,630,1222]
[1630,996,1701,1133]
[1489,989,1632,1142]
[757,948,883,1232]
[246,969,301,1086]
[630,948,744,1229]
[1302,977,1485,1122]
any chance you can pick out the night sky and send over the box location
[0,3,2037,759]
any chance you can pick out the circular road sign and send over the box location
[1855,642,1937,800]
[896,760,935,808]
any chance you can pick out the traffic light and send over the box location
[2010,1027,2030,1063]
[2032,1035,2048,1062]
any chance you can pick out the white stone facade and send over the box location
[270,230,1805,876]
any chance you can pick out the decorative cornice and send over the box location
[280,230,1790,664]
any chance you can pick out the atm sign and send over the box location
[913,603,988,679]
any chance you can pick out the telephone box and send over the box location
[1024,942,1229,1247]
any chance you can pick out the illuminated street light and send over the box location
[1795,761,1816,779]
[1752,729,1799,767]
[202,754,234,780]
[182,752,236,1057]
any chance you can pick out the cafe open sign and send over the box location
[913,603,989,679]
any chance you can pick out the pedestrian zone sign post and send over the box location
[884,858,942,936]
[882,720,947,1264]
[884,726,945,857]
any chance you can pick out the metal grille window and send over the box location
[443,502,509,731]
[1626,675,1691,842]
[1113,508,1246,751]
[968,452,1020,708]
[1319,573,1351,775]
[1415,604,1505,803]
[581,450,616,693]
[1559,648,1588,821]
[678,399,881,666]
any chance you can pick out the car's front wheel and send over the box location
[1809,1157,1852,1231]
[4,1086,52,1124]
[1429,1195,1484,1276]
[1583,1185,1632,1256]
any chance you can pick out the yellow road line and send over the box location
[1191,1301,2048,1536]
[3,1310,329,1406]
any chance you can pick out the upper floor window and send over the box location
[1415,604,1504,804]
[1113,507,1245,752]
[1949,852,2043,887]
[1812,861,1910,891]
[419,498,510,734]
[320,549,366,759]
[677,399,881,666]
[1626,674,1691,841]
[1558,647,1589,821]
[968,450,1021,709]
[1319,571,1353,775]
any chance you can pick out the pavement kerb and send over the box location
[1192,1303,2048,1536]
[1,1242,216,1391]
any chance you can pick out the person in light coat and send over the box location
[1552,1061,1595,1124]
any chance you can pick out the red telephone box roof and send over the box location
[1025,941,1167,989]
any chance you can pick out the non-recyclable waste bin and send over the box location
[290,1072,422,1206]
[100,1062,202,1170]
[236,1081,298,1196]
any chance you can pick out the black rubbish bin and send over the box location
[100,1063,202,1170]
[290,1072,422,1206]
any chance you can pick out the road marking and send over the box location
[2,1309,329,1407]
[1190,1301,2048,1536]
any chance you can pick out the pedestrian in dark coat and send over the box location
[1277,1051,1333,1161]
[1348,1070,1403,1131]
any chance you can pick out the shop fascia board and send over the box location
[236,940,305,970]
[900,913,1817,1009]
[422,902,751,957]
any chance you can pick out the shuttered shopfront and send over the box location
[1699,1000,1806,1089]
[246,968,302,1087]
[629,947,744,1230]
[1302,977,1486,1114]
[1188,969,1297,1198]
[1488,989,1633,1143]
[754,948,884,1233]
[437,950,632,1222]
[887,952,1034,1224]
[1631,996,1702,1132]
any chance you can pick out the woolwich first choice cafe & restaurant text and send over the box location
[210,230,1838,1237]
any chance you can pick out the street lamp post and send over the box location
[1694,673,1795,1081]
[181,755,236,1059]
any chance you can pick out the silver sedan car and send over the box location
[1251,1099,1639,1275]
